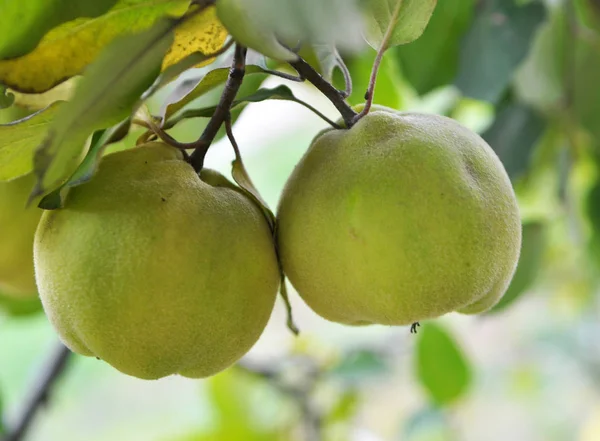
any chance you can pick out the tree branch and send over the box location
[237,359,322,441]
[2,345,72,441]
[289,57,357,128]
[189,44,247,171]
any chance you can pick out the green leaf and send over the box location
[0,102,62,182]
[395,0,475,95]
[402,408,449,440]
[328,350,390,384]
[167,85,336,130]
[455,0,546,103]
[0,292,43,318]
[416,323,471,406]
[31,18,177,198]
[482,102,546,181]
[490,222,546,313]
[0,0,119,59]
[38,120,131,209]
[326,390,360,424]
[0,86,15,109]
[160,64,274,123]
[576,0,600,32]
[362,0,438,50]
[345,50,404,109]
[0,1,227,93]
[572,34,600,143]
[216,0,364,61]
[313,44,349,84]
[513,10,566,113]
[208,369,282,440]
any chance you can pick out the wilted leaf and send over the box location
[416,323,471,406]
[455,0,546,103]
[362,0,438,50]
[0,102,61,181]
[483,102,546,181]
[396,0,475,95]
[31,18,177,197]
[0,1,226,93]
[491,222,546,313]
[0,0,118,59]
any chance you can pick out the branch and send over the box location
[2,345,72,441]
[237,359,322,441]
[189,44,247,171]
[289,57,357,128]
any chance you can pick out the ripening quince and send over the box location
[277,108,522,326]
[0,173,42,298]
[35,143,280,379]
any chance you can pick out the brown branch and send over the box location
[289,57,357,128]
[2,344,72,441]
[189,44,247,171]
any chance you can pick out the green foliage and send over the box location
[491,222,546,313]
[0,0,119,59]
[0,103,61,181]
[328,350,390,384]
[0,86,15,110]
[31,19,176,197]
[482,102,546,181]
[416,323,471,406]
[362,0,438,49]
[455,0,546,103]
[396,0,475,95]
[0,292,42,317]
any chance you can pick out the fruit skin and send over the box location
[0,173,42,297]
[216,0,297,61]
[35,143,280,380]
[277,108,521,326]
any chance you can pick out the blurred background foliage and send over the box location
[1,0,600,440]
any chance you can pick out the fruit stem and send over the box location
[289,57,358,128]
[189,44,248,171]
[2,344,72,441]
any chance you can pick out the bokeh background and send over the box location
[2,0,600,440]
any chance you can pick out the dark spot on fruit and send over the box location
[161,197,166,202]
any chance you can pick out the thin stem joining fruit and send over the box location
[189,44,248,171]
[289,57,357,128]
[354,0,404,124]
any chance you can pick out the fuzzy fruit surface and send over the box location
[35,143,280,380]
[277,108,522,326]
[0,173,42,297]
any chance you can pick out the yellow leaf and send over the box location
[163,6,228,69]
[0,1,227,93]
